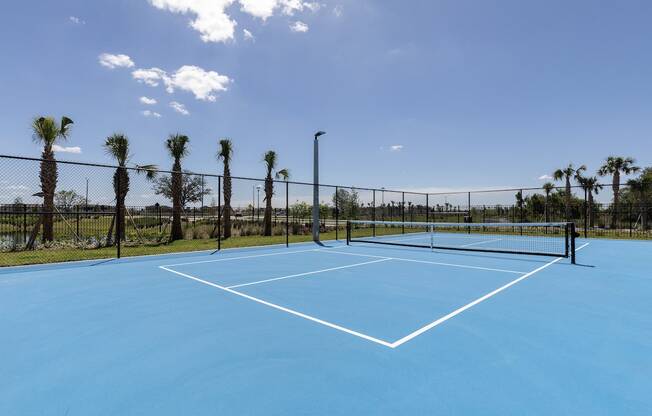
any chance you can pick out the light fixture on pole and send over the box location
[256,185,262,222]
[312,131,326,242]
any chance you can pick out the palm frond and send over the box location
[103,134,130,166]
[166,134,190,160]
[217,138,233,162]
[275,168,290,180]
[136,164,159,180]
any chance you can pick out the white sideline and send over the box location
[318,250,524,274]
[459,238,503,247]
[159,265,394,348]
[162,247,327,267]
[227,258,392,289]
[389,242,590,348]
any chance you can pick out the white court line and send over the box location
[318,250,525,274]
[162,247,326,267]
[389,242,590,348]
[159,265,394,348]
[459,238,502,247]
[227,258,392,289]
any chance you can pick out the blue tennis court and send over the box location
[1,237,650,415]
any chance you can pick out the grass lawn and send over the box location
[0,231,342,267]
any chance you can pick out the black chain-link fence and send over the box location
[1,154,650,266]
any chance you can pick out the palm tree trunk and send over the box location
[588,192,594,228]
[565,178,571,221]
[113,167,129,242]
[106,214,115,246]
[263,176,273,236]
[223,165,232,239]
[170,163,184,241]
[612,172,620,228]
[40,153,57,243]
[26,216,43,250]
[640,191,647,230]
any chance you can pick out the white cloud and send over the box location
[166,66,231,101]
[303,2,322,12]
[290,21,309,32]
[243,28,255,41]
[333,5,343,17]
[132,67,168,87]
[170,101,190,115]
[133,66,230,101]
[149,0,238,43]
[390,145,403,152]
[142,110,162,118]
[69,16,85,25]
[52,145,82,154]
[140,96,158,105]
[98,53,135,69]
[538,174,553,180]
[148,0,322,42]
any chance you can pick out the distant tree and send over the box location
[152,172,211,208]
[261,151,289,236]
[553,164,586,221]
[165,134,190,241]
[290,202,311,221]
[54,190,85,210]
[542,182,555,222]
[626,174,651,230]
[333,188,361,219]
[103,134,157,243]
[217,138,234,238]
[577,176,603,228]
[598,156,640,228]
[28,115,73,248]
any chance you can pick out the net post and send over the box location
[218,177,222,250]
[570,222,576,264]
[346,221,351,245]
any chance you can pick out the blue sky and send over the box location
[1,0,651,194]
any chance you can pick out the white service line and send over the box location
[319,250,524,274]
[459,238,502,247]
[159,266,394,348]
[162,247,326,267]
[227,258,392,289]
[389,242,591,348]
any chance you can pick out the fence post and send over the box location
[286,181,289,247]
[335,186,339,240]
[23,204,27,244]
[116,174,121,259]
[426,194,429,223]
[583,188,588,238]
[372,189,376,237]
[629,202,633,237]
[217,176,221,251]
[76,204,80,241]
[401,192,405,234]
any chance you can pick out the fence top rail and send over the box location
[0,154,428,196]
[0,154,626,197]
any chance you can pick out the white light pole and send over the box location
[313,131,326,242]
[256,185,262,221]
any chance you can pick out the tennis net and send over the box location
[346,220,576,263]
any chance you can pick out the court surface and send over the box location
[1,238,650,415]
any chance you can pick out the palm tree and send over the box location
[626,176,651,230]
[166,134,190,241]
[553,163,586,221]
[542,182,555,222]
[217,138,234,239]
[27,116,74,249]
[262,151,289,236]
[103,134,157,244]
[577,176,603,228]
[598,156,640,228]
